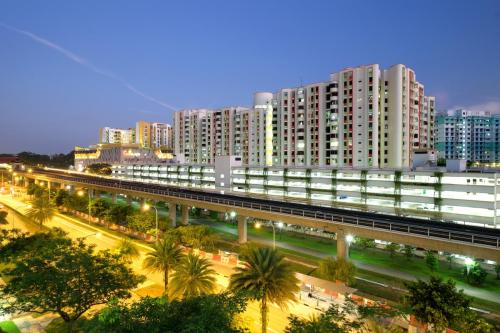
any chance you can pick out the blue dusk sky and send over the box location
[1,0,499,153]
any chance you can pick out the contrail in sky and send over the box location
[0,22,178,111]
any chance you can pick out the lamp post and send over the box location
[464,257,474,275]
[255,221,283,249]
[78,190,92,224]
[345,234,354,258]
[143,202,159,242]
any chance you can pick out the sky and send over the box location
[1,0,500,154]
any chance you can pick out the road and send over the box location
[0,191,319,333]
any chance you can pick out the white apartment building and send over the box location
[99,122,172,150]
[99,127,136,145]
[173,64,435,169]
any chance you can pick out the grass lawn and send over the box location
[206,218,500,295]
[0,321,21,333]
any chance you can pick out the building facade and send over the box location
[435,110,500,162]
[173,64,435,169]
[99,127,136,145]
[99,122,172,150]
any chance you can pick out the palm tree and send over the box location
[169,253,216,299]
[26,194,56,229]
[229,246,299,333]
[116,238,140,262]
[142,237,184,294]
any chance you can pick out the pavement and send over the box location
[0,191,320,333]
[196,218,500,304]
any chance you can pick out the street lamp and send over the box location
[255,221,283,249]
[78,190,92,224]
[143,202,159,242]
[345,234,354,258]
[464,257,474,275]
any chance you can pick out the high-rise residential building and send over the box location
[435,109,500,162]
[99,127,136,145]
[99,121,172,150]
[173,64,435,169]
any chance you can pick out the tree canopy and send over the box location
[0,230,144,327]
[285,298,402,333]
[92,293,249,333]
[318,257,356,286]
[404,276,492,332]
[229,246,299,333]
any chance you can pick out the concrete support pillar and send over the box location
[237,215,247,244]
[336,229,348,260]
[60,183,65,190]
[168,203,177,227]
[181,205,189,226]
[126,196,132,205]
[111,193,117,204]
[140,197,146,207]
[88,188,94,198]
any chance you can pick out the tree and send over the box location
[179,225,219,251]
[53,189,69,207]
[425,250,438,272]
[229,246,299,333]
[27,183,45,198]
[0,211,8,225]
[62,192,88,212]
[126,210,156,233]
[85,163,112,175]
[464,263,488,286]
[0,233,144,331]
[26,194,56,229]
[105,204,133,226]
[318,257,356,286]
[142,237,184,294]
[90,198,111,221]
[0,228,69,262]
[285,299,401,333]
[169,253,216,300]
[115,238,140,262]
[404,276,492,333]
[385,243,400,258]
[495,264,500,280]
[354,237,376,250]
[93,293,248,333]
[402,245,414,261]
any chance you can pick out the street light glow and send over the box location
[229,211,236,218]
[277,221,284,228]
[464,257,474,266]
[255,222,261,229]
[142,203,151,211]
[77,190,84,196]
[346,234,354,243]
